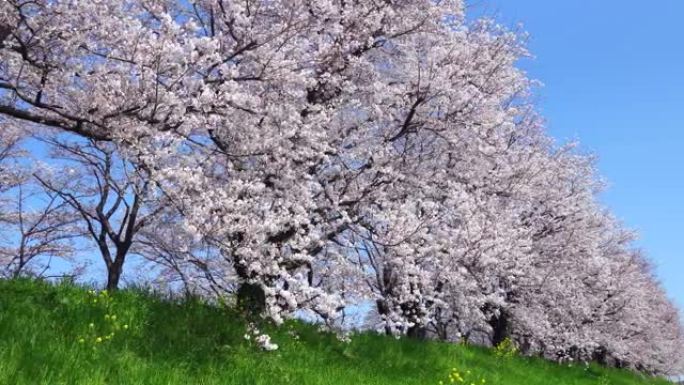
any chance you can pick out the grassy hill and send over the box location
[0,279,673,385]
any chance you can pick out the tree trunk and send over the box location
[0,25,11,49]
[233,261,266,316]
[237,282,266,316]
[376,299,394,335]
[435,321,449,341]
[407,324,427,340]
[592,346,608,366]
[489,309,509,346]
[106,255,125,291]
[106,266,121,291]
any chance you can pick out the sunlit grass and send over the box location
[0,279,672,385]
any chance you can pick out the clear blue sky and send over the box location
[469,1,684,312]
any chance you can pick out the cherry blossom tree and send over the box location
[0,126,81,278]
[0,183,79,278]
[34,137,162,290]
[0,0,681,373]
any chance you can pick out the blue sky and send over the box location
[470,1,684,311]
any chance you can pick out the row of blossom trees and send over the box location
[0,0,682,375]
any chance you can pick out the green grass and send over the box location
[0,279,673,385]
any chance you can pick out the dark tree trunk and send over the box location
[435,321,449,341]
[592,346,608,366]
[376,299,394,335]
[106,252,126,291]
[0,25,11,48]
[406,324,428,340]
[234,262,266,317]
[489,309,509,346]
[106,261,123,291]
[236,282,266,316]
[402,301,427,340]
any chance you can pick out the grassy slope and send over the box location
[0,279,672,385]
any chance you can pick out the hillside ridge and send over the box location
[0,279,672,385]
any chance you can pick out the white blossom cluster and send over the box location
[0,124,24,193]
[244,323,278,351]
[0,0,682,375]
